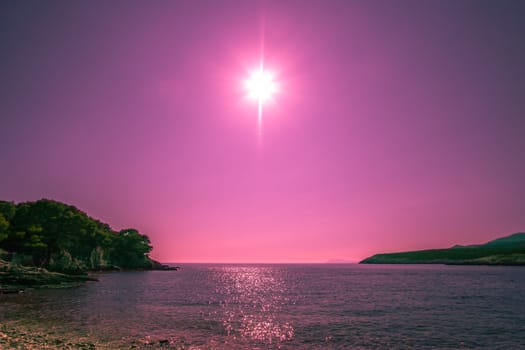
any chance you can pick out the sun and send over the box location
[245,69,277,103]
[244,63,279,143]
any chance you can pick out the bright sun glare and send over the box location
[244,64,279,142]
[245,69,277,103]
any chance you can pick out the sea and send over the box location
[1,264,525,349]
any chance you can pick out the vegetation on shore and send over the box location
[0,198,175,291]
[360,232,525,265]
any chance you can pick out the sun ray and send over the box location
[245,61,278,144]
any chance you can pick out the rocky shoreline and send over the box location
[0,259,97,293]
[0,322,201,349]
[0,258,179,293]
[0,323,97,350]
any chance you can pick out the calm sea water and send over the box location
[1,264,525,349]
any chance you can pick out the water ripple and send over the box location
[1,264,525,349]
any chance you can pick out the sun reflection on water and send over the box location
[210,266,295,346]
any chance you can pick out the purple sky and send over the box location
[1,1,524,263]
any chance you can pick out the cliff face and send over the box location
[360,233,525,265]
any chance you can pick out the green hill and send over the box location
[360,233,525,265]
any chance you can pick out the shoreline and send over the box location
[0,259,98,294]
[0,321,195,349]
[0,258,178,294]
[0,323,98,350]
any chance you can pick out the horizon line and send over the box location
[162,261,359,265]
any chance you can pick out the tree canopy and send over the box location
[0,199,154,272]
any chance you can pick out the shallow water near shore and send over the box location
[1,264,525,349]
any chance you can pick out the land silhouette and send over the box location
[360,233,525,265]
[0,199,174,292]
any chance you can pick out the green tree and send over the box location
[111,229,153,268]
[0,199,157,272]
[0,201,16,221]
[0,213,9,243]
[0,201,16,244]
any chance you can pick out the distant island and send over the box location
[0,199,175,292]
[325,259,356,264]
[360,232,525,265]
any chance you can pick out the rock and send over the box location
[150,259,180,271]
[0,258,97,291]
